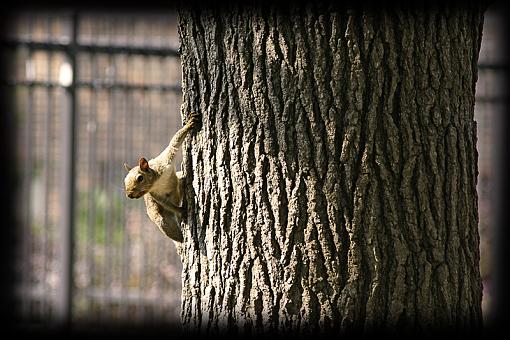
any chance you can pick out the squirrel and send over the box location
[123,112,200,242]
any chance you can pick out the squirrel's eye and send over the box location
[136,175,144,182]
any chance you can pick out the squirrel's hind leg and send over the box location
[176,171,187,219]
[144,194,184,242]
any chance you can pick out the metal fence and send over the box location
[3,11,184,327]
[1,7,506,330]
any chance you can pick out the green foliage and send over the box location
[76,188,125,246]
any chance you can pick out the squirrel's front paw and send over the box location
[188,112,201,128]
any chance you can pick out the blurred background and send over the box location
[2,10,184,330]
[0,5,506,331]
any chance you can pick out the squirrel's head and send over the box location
[123,157,158,199]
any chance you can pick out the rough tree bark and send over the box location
[177,2,485,335]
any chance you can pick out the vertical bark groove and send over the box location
[178,2,484,335]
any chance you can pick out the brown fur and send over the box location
[123,113,200,242]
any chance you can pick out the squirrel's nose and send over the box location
[127,192,134,198]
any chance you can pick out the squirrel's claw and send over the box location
[188,112,201,128]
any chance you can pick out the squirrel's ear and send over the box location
[124,163,132,172]
[139,157,150,171]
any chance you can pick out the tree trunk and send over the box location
[177,2,485,335]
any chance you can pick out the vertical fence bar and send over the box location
[23,75,34,321]
[55,12,78,327]
[104,46,115,320]
[139,55,148,322]
[43,46,52,320]
[106,18,115,318]
[120,87,129,320]
[155,56,166,321]
[87,52,98,321]
[43,16,54,320]
[22,15,35,321]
